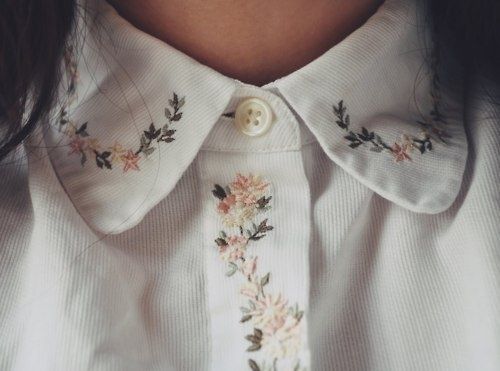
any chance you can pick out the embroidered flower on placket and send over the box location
[212,173,306,371]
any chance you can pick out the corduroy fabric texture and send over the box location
[0,0,499,370]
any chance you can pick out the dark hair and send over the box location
[0,0,76,160]
[0,0,499,162]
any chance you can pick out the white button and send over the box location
[234,98,273,137]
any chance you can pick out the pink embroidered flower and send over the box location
[240,281,260,299]
[221,204,257,228]
[250,294,288,333]
[87,138,101,151]
[121,150,140,172]
[217,194,236,214]
[64,122,77,137]
[241,256,258,277]
[261,315,302,359]
[230,173,269,206]
[68,136,87,155]
[108,142,126,164]
[219,235,248,262]
[391,142,412,162]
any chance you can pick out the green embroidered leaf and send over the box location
[162,129,176,137]
[253,328,263,339]
[177,96,185,108]
[240,314,252,323]
[75,122,89,137]
[172,113,183,121]
[246,343,261,352]
[144,123,161,140]
[260,273,270,287]
[336,120,347,129]
[258,219,268,231]
[212,184,227,200]
[245,333,262,344]
[142,147,155,156]
[248,359,260,371]
[95,151,112,170]
[344,133,358,142]
[256,196,272,209]
[159,137,175,143]
[215,237,227,247]
[250,235,264,241]
[370,146,383,153]
[165,108,172,120]
[358,127,375,141]
[333,100,344,115]
[296,310,304,322]
[226,262,238,277]
[172,93,179,106]
[333,100,351,130]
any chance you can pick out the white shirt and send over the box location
[1,0,499,370]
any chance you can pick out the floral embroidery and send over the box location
[333,51,450,163]
[58,47,185,171]
[212,174,306,371]
[332,98,449,163]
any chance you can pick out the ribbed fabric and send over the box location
[1,0,500,370]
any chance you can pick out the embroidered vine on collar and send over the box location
[212,174,306,371]
[332,50,450,162]
[58,47,186,172]
[332,98,449,162]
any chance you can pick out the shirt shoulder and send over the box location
[0,147,34,337]
[456,74,500,243]
[0,147,34,249]
[464,74,500,185]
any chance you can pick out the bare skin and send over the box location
[107,0,384,86]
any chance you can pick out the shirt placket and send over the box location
[197,87,312,371]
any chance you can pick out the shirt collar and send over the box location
[45,0,467,234]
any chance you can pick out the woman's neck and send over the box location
[107,0,383,86]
